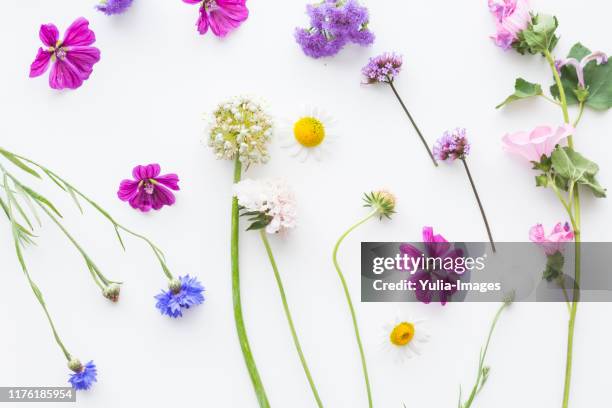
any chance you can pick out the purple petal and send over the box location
[132,164,161,180]
[154,174,180,191]
[49,59,84,90]
[39,23,59,47]
[64,46,100,80]
[117,179,139,201]
[62,17,96,47]
[29,48,52,78]
[151,184,176,210]
[197,10,209,35]
[129,190,152,212]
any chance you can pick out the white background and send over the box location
[1,0,611,407]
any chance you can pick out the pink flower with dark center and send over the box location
[488,0,531,50]
[118,164,180,212]
[183,0,249,37]
[529,222,574,256]
[29,17,101,90]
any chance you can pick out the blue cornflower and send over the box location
[68,360,97,391]
[96,0,134,15]
[155,275,205,318]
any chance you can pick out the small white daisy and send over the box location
[281,107,336,162]
[381,313,430,362]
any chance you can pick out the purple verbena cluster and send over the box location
[433,128,471,161]
[96,0,134,15]
[361,52,403,84]
[295,0,374,59]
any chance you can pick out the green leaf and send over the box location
[496,78,543,109]
[21,185,63,218]
[551,43,612,110]
[0,148,41,179]
[520,14,559,54]
[543,251,565,282]
[551,147,607,197]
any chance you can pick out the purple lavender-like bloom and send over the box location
[296,0,374,59]
[433,128,471,161]
[68,360,97,391]
[400,227,464,305]
[96,0,134,15]
[361,52,403,84]
[155,275,205,318]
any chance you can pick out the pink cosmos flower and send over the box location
[488,0,531,50]
[502,124,574,162]
[183,0,249,37]
[29,17,101,90]
[529,222,574,256]
[118,164,180,212]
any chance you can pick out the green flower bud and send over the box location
[103,284,121,302]
[68,358,83,373]
[169,278,182,294]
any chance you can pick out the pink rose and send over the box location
[502,124,574,162]
[489,0,532,50]
[529,222,574,256]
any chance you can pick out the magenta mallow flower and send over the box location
[362,53,403,84]
[400,227,464,305]
[96,0,134,15]
[502,124,574,162]
[118,164,180,212]
[529,222,574,256]
[488,0,531,50]
[433,128,471,161]
[182,0,248,37]
[29,18,101,90]
[556,51,609,89]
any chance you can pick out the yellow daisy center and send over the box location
[390,322,415,346]
[293,117,325,147]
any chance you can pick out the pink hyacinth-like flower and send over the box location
[556,51,609,89]
[488,0,531,50]
[29,17,101,90]
[502,124,574,162]
[529,222,574,256]
[118,164,180,212]
[183,0,248,37]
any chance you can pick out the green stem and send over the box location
[461,301,510,408]
[573,103,585,128]
[232,158,270,408]
[386,79,438,167]
[461,158,496,253]
[333,210,377,408]
[259,230,324,408]
[545,50,571,138]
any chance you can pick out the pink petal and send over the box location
[64,46,100,80]
[132,164,161,180]
[208,2,248,36]
[529,224,545,243]
[129,190,152,212]
[39,23,59,47]
[62,17,96,47]
[154,174,180,191]
[29,48,52,78]
[197,10,210,35]
[151,184,176,210]
[117,180,140,201]
[49,59,84,90]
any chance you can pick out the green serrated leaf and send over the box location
[521,14,559,54]
[496,78,543,109]
[0,149,41,179]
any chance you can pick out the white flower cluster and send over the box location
[233,178,297,234]
[207,97,273,166]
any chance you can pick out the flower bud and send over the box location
[364,190,397,219]
[169,278,182,294]
[103,284,121,302]
[68,358,83,373]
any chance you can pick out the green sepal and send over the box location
[543,251,565,282]
[535,174,549,188]
[514,14,559,55]
[496,78,543,109]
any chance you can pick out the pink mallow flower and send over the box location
[29,17,100,90]
[183,0,249,37]
[529,222,574,256]
[502,124,574,163]
[118,164,180,212]
[488,0,531,50]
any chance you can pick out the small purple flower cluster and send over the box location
[96,0,134,15]
[361,53,403,84]
[433,128,471,161]
[295,0,374,58]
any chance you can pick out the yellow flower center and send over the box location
[293,117,325,147]
[390,322,415,346]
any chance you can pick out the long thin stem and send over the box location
[259,230,324,408]
[231,158,270,408]
[333,210,377,408]
[461,300,510,408]
[461,159,496,253]
[386,80,438,167]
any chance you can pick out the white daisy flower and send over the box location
[381,313,430,362]
[281,107,336,162]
